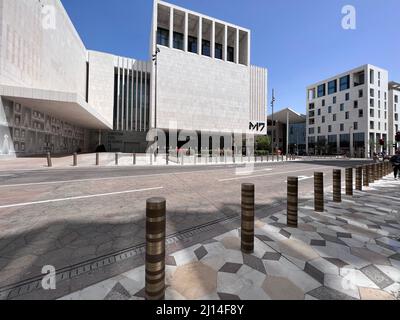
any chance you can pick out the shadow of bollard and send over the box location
[287,177,298,228]
[241,183,255,254]
[73,153,77,167]
[133,153,136,165]
[145,197,166,301]
[314,172,324,212]
[115,153,119,166]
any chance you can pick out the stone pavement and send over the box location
[61,175,400,300]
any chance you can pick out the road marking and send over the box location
[218,167,333,182]
[0,187,164,209]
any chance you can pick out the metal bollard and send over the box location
[145,197,166,301]
[356,166,362,191]
[345,168,353,196]
[73,153,77,167]
[115,153,119,166]
[369,164,375,183]
[166,153,169,165]
[241,184,255,254]
[287,177,298,228]
[133,153,136,165]
[333,169,342,203]
[47,152,52,167]
[314,172,324,212]
[363,165,369,187]
[96,153,100,166]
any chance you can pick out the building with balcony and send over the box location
[306,64,395,158]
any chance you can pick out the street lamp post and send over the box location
[270,89,275,155]
[152,47,160,129]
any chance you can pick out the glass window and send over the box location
[322,116,325,123]
[309,103,315,110]
[333,96,337,104]
[370,121,374,130]
[345,112,349,120]
[157,28,169,47]
[340,124,345,131]
[354,122,358,130]
[340,104,344,112]
[328,125,332,133]
[188,36,198,53]
[317,84,326,98]
[173,32,184,50]
[227,46,234,62]
[322,99,325,107]
[202,40,211,57]
[317,109,321,116]
[354,100,358,108]
[395,95,399,103]
[215,43,223,60]
[328,80,337,95]
[359,109,364,118]
[345,93,350,101]
[359,90,363,98]
[328,106,332,114]
[340,75,350,91]
[333,114,337,121]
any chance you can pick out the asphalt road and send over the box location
[0,159,372,294]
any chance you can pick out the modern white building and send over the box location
[389,81,400,152]
[306,64,396,158]
[0,0,267,157]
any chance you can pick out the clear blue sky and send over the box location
[62,0,400,115]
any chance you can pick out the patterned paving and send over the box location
[61,177,400,300]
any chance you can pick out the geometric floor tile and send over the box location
[324,257,349,269]
[217,292,241,300]
[262,252,282,261]
[194,246,208,261]
[104,283,131,300]
[243,254,266,274]
[361,265,395,289]
[219,263,242,274]
[307,286,356,300]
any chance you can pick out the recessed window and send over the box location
[328,125,332,133]
[157,28,169,47]
[340,75,350,91]
[188,36,198,53]
[345,112,350,120]
[328,80,337,95]
[370,121,374,130]
[358,90,363,98]
[202,39,211,57]
[322,99,325,107]
[173,32,184,50]
[345,93,350,101]
[227,46,235,62]
[395,95,399,103]
[317,109,321,116]
[370,99,374,107]
[340,124,345,131]
[215,43,223,60]
[328,106,332,114]
[333,96,337,104]
[318,84,326,98]
[354,122,358,130]
[359,109,364,118]
[370,109,374,117]
[354,100,358,108]
[322,116,325,123]
[333,114,337,122]
[309,103,315,110]
[340,104,344,112]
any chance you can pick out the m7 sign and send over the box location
[249,122,267,134]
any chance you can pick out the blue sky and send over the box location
[62,0,400,114]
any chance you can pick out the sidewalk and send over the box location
[60,175,400,300]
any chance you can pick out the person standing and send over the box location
[390,150,400,180]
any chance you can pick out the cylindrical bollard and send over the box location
[73,153,77,167]
[47,152,52,168]
[333,169,342,203]
[314,172,324,212]
[369,164,375,183]
[287,177,298,228]
[133,153,136,165]
[374,164,379,181]
[363,165,369,187]
[379,163,383,179]
[241,184,255,254]
[115,153,119,166]
[356,166,362,191]
[145,197,166,301]
[345,168,353,196]
[166,153,169,165]
[96,153,100,166]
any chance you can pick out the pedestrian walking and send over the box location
[390,150,400,180]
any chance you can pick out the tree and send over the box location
[256,136,271,152]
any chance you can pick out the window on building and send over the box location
[317,84,326,98]
[370,121,374,130]
[328,80,337,95]
[328,125,332,133]
[328,106,332,114]
[340,104,344,112]
[395,114,399,121]
[215,43,223,59]
[354,100,358,108]
[309,118,315,125]
[354,122,358,130]
[317,109,321,116]
[396,95,399,103]
[345,93,350,101]
[309,103,315,110]
[157,28,169,47]
[384,111,387,120]
[370,99,374,107]
[333,114,337,122]
[340,75,350,91]
[322,99,326,107]
[370,109,374,117]
[309,128,315,134]
[227,46,235,62]
[345,112,350,120]
[370,89,375,97]
[188,36,198,53]
[173,32,184,50]
[322,116,325,123]
[370,69,374,85]
[333,96,337,104]
[309,111,315,117]
[340,124,344,131]
[378,110,381,118]
[359,89,363,98]
[359,109,364,118]
[318,127,321,134]
[202,39,211,57]
[308,88,316,101]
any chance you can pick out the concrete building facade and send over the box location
[306,64,395,158]
[0,0,267,157]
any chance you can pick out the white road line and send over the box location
[0,187,164,209]
[0,165,267,188]
[218,167,333,182]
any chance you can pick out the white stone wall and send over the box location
[156,46,250,133]
[0,0,87,99]
[88,51,115,126]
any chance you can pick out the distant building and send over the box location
[267,108,306,155]
[305,64,398,158]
